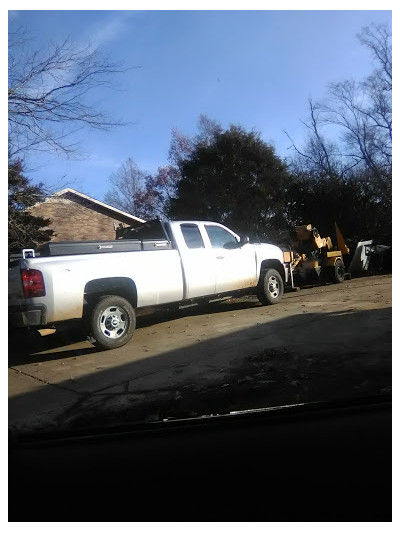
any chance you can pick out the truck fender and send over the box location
[258,259,286,285]
[83,277,138,310]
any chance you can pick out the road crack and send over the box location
[9,366,86,396]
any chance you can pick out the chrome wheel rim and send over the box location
[267,275,280,299]
[99,306,128,338]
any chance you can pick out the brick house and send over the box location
[31,188,145,242]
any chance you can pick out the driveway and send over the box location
[9,274,392,435]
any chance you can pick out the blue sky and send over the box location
[8,8,392,202]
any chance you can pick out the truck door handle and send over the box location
[216,255,225,259]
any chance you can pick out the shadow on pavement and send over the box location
[9,305,392,436]
[8,296,261,366]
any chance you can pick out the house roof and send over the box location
[53,188,146,224]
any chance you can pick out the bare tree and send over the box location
[283,24,392,245]
[358,23,392,91]
[195,114,223,146]
[8,28,131,159]
[168,115,223,167]
[138,165,181,219]
[285,99,345,178]
[324,24,391,178]
[287,23,392,181]
[104,158,148,217]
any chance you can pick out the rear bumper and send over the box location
[8,304,47,328]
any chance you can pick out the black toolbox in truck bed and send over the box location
[38,239,172,256]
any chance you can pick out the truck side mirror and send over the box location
[240,236,250,246]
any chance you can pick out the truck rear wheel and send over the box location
[87,295,136,350]
[257,268,284,305]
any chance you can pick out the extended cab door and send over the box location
[174,223,216,299]
[203,224,257,293]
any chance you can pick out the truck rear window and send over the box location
[180,224,205,249]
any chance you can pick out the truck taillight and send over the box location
[21,269,46,298]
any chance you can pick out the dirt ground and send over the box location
[8,274,392,435]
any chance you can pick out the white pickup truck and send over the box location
[8,219,290,350]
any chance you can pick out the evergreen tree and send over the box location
[168,125,291,243]
[8,161,54,254]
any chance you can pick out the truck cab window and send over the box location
[205,225,238,249]
[180,224,205,249]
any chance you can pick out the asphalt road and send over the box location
[8,274,392,435]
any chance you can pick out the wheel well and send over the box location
[259,260,285,284]
[84,277,138,309]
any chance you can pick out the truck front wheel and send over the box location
[257,268,284,305]
[87,295,136,350]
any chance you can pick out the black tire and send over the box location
[87,295,136,350]
[322,259,345,284]
[257,268,284,305]
[332,258,345,284]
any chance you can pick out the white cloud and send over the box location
[89,11,144,49]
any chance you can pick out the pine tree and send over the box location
[8,161,54,255]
